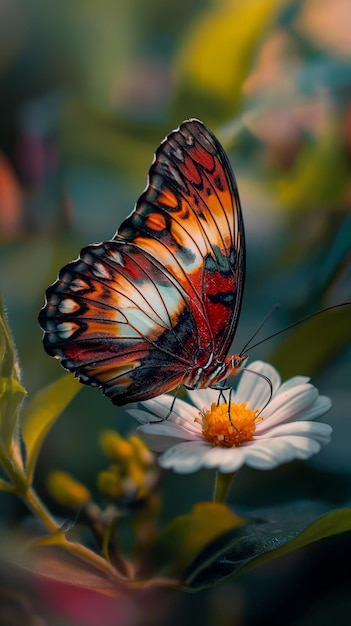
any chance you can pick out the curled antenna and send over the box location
[242,366,273,414]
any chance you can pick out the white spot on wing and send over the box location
[186,133,194,146]
[59,298,79,314]
[113,279,185,337]
[173,147,184,161]
[92,262,112,280]
[70,278,89,292]
[108,249,124,266]
[166,165,184,188]
[57,322,78,339]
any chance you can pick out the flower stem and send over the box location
[22,485,129,582]
[213,471,235,503]
[21,485,181,589]
[24,484,62,533]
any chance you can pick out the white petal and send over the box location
[277,435,321,458]
[127,360,333,476]
[235,360,281,409]
[241,439,296,469]
[137,420,200,442]
[139,394,176,417]
[278,376,310,393]
[159,441,211,473]
[242,436,321,469]
[142,395,200,424]
[159,441,247,474]
[186,387,221,410]
[203,446,247,473]
[289,395,331,422]
[255,420,332,445]
[257,384,318,431]
[137,432,185,453]
[128,395,200,433]
[127,408,161,425]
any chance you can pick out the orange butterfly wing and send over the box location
[39,120,245,405]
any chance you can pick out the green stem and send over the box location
[24,484,61,533]
[23,484,128,582]
[23,486,180,589]
[2,463,180,589]
[0,444,26,490]
[213,471,235,503]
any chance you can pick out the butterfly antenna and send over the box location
[244,301,351,353]
[242,367,273,414]
[240,304,280,355]
[216,369,273,425]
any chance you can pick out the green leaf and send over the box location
[0,296,26,455]
[21,375,81,484]
[174,0,287,121]
[183,501,351,590]
[149,502,246,577]
[0,377,27,452]
[0,298,26,478]
[276,130,349,215]
[61,99,159,177]
[3,538,125,597]
[0,296,17,379]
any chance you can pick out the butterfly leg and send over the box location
[149,383,183,424]
[209,383,236,427]
[209,382,231,406]
[226,387,234,427]
[211,384,254,437]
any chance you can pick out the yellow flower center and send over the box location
[195,402,262,448]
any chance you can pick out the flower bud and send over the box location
[99,429,133,461]
[47,471,91,509]
[97,466,124,499]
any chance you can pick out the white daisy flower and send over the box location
[127,361,332,475]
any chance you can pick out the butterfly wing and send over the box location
[39,119,245,405]
[40,241,200,404]
[119,119,245,360]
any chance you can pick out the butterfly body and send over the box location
[39,119,246,406]
[182,355,246,391]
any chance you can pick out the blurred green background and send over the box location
[0,0,350,624]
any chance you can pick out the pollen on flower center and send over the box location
[195,402,261,448]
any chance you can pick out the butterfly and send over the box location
[38,119,246,406]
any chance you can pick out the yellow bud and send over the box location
[99,429,133,461]
[47,471,91,509]
[128,435,154,467]
[127,461,146,491]
[97,467,124,499]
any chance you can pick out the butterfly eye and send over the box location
[231,355,245,370]
[232,355,241,369]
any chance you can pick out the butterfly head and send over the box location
[226,354,248,377]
